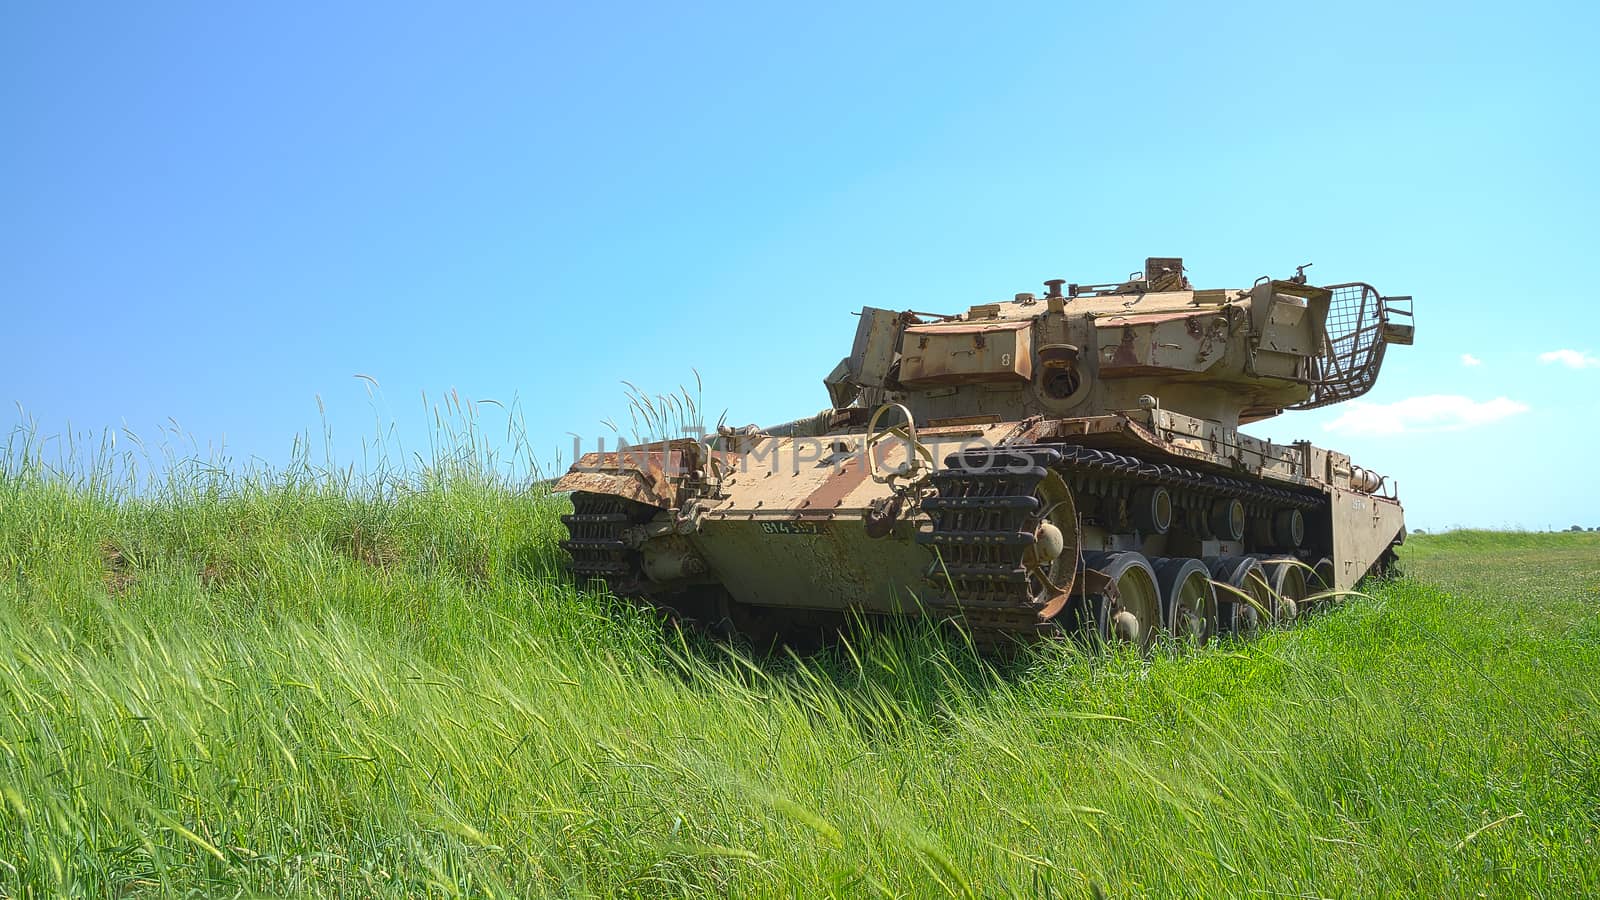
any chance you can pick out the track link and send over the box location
[559,493,654,594]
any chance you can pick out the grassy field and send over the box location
[1,432,1598,898]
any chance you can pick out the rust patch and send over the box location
[553,439,707,509]
[798,456,871,515]
[1110,326,1140,366]
[555,463,676,509]
[919,424,989,438]
[905,321,1031,336]
[1018,415,1130,442]
[925,414,1003,428]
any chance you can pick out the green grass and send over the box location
[2,426,1598,897]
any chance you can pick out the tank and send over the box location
[556,257,1416,649]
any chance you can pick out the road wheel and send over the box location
[1082,551,1162,654]
[1262,557,1308,627]
[1207,556,1270,639]
[1153,557,1215,648]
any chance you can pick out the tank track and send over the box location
[916,443,1327,645]
[915,447,1063,644]
[559,493,653,594]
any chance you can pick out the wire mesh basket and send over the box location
[1292,283,1410,410]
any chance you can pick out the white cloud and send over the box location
[1459,353,1482,367]
[1538,349,1600,369]
[1321,395,1529,436]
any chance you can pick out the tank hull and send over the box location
[556,410,1405,645]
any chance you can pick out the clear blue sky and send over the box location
[4,1,1597,530]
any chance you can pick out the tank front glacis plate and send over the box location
[690,425,1016,612]
[691,516,933,613]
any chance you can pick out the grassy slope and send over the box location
[1,461,1597,898]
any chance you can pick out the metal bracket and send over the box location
[864,402,935,494]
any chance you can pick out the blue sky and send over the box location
[4,1,1597,530]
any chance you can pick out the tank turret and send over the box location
[823,257,1415,432]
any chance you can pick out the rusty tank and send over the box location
[556,257,1415,648]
